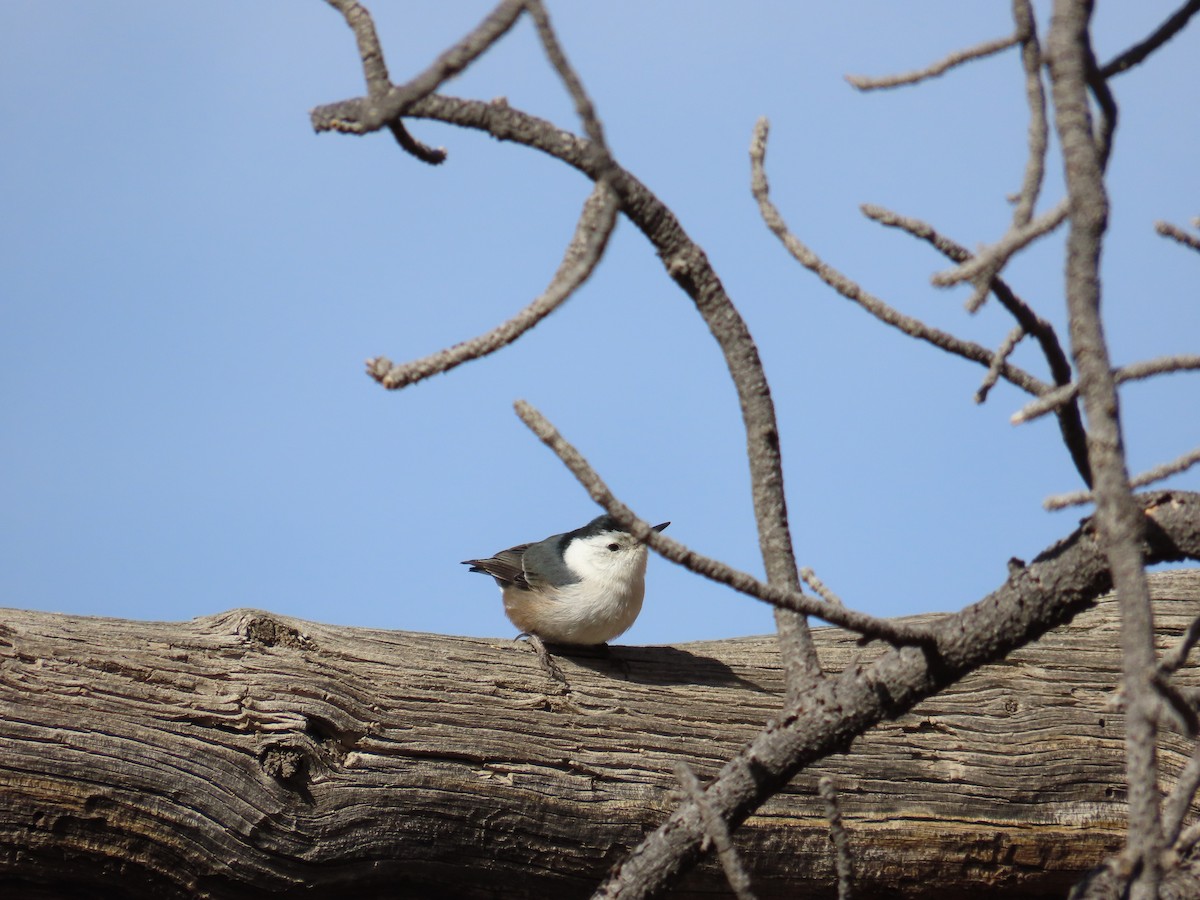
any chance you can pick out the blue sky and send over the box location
[2,3,1197,644]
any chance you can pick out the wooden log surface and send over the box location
[2,569,1200,898]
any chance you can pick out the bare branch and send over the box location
[976,325,1026,404]
[1013,355,1200,425]
[1010,0,1049,228]
[675,764,757,900]
[1099,0,1200,78]
[525,1,608,155]
[846,33,1020,91]
[1160,615,1200,677]
[322,0,449,163]
[311,0,527,135]
[751,122,1052,399]
[799,567,845,607]
[322,0,391,93]
[1156,220,1200,254]
[386,120,446,165]
[594,493,1200,898]
[859,202,1091,482]
[1163,745,1200,847]
[1046,446,1200,511]
[513,399,936,647]
[1047,3,1162,895]
[819,776,855,900]
[366,180,618,389]
[930,200,1069,287]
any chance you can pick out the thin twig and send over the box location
[1163,744,1200,847]
[525,1,609,156]
[976,326,1026,404]
[323,0,391,93]
[799,568,845,607]
[514,399,937,647]
[1160,616,1200,676]
[1048,3,1162,895]
[325,0,449,163]
[751,121,1052,400]
[1045,446,1200,510]
[818,776,855,900]
[1010,0,1048,228]
[846,33,1020,91]
[311,0,527,135]
[1014,355,1200,424]
[387,120,446,165]
[366,181,618,389]
[675,764,757,900]
[1156,220,1200,254]
[859,204,1087,475]
[1099,0,1200,78]
[930,200,1068,287]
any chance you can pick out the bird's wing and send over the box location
[462,544,531,589]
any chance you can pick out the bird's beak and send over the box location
[652,521,670,533]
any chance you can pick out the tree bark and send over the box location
[3,570,1200,899]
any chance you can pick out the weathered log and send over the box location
[2,570,1199,898]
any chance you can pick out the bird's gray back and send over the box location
[521,533,581,591]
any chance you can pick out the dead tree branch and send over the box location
[819,775,855,900]
[861,202,1092,483]
[1013,354,1200,425]
[513,400,935,647]
[1047,447,1200,511]
[1156,220,1200,254]
[592,493,1200,899]
[1048,2,1161,895]
[366,181,618,389]
[6,570,1200,898]
[1099,0,1200,77]
[676,763,757,900]
[846,33,1020,91]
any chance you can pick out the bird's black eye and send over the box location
[607,542,620,552]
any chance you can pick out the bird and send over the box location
[463,515,670,645]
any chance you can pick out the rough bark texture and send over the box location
[2,570,1199,898]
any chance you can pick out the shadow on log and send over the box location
[2,570,1200,898]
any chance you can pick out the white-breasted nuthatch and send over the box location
[463,515,670,645]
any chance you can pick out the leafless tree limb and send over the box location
[323,0,391,93]
[751,122,1054,399]
[513,399,935,647]
[819,775,855,900]
[1010,0,1048,229]
[799,567,845,608]
[859,204,1089,480]
[592,492,1200,899]
[1048,3,1161,896]
[1046,447,1200,511]
[525,1,608,157]
[323,0,447,163]
[976,325,1026,404]
[312,0,526,136]
[1163,745,1200,847]
[1013,354,1200,425]
[675,763,757,900]
[1160,615,1200,677]
[931,201,1069,288]
[1156,220,1200,254]
[846,33,1020,91]
[1099,0,1200,77]
[365,180,618,389]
